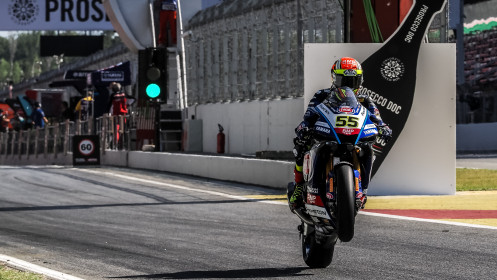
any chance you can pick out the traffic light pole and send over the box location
[139,47,168,152]
[154,100,161,152]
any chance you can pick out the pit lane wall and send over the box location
[0,151,294,190]
[457,122,497,153]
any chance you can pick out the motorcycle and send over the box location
[288,87,379,268]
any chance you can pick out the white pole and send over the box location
[149,0,157,48]
[177,0,188,111]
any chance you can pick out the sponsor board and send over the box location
[1,0,113,31]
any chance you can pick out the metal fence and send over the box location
[184,0,447,106]
[0,115,135,159]
[184,0,343,104]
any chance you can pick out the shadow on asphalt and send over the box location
[107,267,312,279]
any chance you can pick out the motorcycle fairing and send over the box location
[315,102,371,145]
[358,122,379,140]
[303,143,334,220]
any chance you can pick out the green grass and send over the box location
[457,168,497,191]
[0,265,45,280]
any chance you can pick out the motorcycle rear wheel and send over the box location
[335,164,356,242]
[301,224,336,268]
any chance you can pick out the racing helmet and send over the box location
[331,57,364,93]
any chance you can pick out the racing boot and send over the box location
[360,188,368,209]
[288,166,305,211]
[289,183,305,211]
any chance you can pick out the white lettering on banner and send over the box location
[101,71,124,82]
[359,87,402,115]
[405,5,429,43]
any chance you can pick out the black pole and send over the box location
[456,0,464,86]
[155,100,161,152]
[297,0,303,95]
[344,0,351,43]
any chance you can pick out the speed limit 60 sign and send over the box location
[73,135,100,166]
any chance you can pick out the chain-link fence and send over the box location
[184,0,447,106]
[184,0,343,105]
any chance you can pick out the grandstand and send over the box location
[464,28,497,92]
[458,0,497,123]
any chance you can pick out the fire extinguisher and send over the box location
[217,124,225,154]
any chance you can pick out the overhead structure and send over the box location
[103,0,155,53]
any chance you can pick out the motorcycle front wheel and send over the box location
[301,224,336,268]
[335,164,356,242]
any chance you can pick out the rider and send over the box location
[289,57,392,211]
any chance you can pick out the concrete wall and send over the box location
[457,122,497,153]
[0,151,293,190]
[187,97,304,154]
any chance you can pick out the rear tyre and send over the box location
[335,165,356,242]
[301,224,336,268]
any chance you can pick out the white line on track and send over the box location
[361,211,497,230]
[76,168,285,204]
[0,254,85,280]
[76,168,497,230]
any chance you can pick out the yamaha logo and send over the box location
[380,57,405,82]
[9,0,39,25]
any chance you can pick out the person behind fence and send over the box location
[0,109,8,133]
[60,101,75,122]
[108,82,134,117]
[75,91,93,121]
[32,102,49,129]
[107,82,134,148]
[11,112,25,131]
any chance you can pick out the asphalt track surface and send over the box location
[0,163,496,280]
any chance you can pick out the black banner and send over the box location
[360,0,447,176]
[73,135,100,166]
[89,61,132,87]
[40,35,103,57]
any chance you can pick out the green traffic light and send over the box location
[146,83,161,98]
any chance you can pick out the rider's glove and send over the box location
[378,125,392,143]
[293,137,308,148]
[295,121,310,141]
